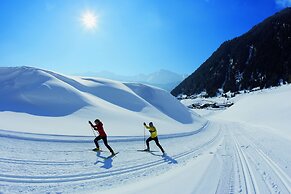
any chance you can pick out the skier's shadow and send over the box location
[150,152,178,164]
[94,152,113,169]
[162,154,178,164]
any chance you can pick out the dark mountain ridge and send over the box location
[172,8,291,97]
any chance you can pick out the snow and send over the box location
[0,66,205,136]
[0,66,291,194]
[100,154,218,194]
[80,69,185,91]
[214,84,291,140]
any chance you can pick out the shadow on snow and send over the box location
[94,152,113,169]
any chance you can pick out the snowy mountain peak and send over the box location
[79,69,186,91]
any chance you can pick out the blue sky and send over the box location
[0,0,290,75]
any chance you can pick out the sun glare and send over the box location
[81,11,98,30]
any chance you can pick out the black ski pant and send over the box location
[146,136,164,153]
[94,135,114,154]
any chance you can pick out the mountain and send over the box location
[172,8,291,97]
[0,66,203,136]
[80,69,186,91]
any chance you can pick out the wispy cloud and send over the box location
[275,0,291,8]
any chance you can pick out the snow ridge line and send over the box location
[0,124,221,184]
[0,122,209,143]
[238,132,291,193]
[232,133,259,194]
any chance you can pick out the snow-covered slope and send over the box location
[214,84,291,140]
[0,66,204,136]
[0,67,89,116]
[1,68,291,194]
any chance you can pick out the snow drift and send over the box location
[215,84,291,140]
[0,66,205,136]
[0,67,89,116]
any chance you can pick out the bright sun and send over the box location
[81,11,98,30]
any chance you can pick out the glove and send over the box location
[143,122,146,126]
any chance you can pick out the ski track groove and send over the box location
[215,122,291,194]
[256,149,291,193]
[0,121,209,143]
[0,122,222,184]
[237,131,291,194]
[0,157,82,165]
[232,132,259,194]
[2,120,289,194]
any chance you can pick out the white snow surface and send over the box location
[0,66,204,136]
[0,67,291,194]
[214,84,291,140]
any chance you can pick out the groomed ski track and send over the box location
[0,120,290,194]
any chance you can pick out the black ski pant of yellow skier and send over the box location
[146,136,164,153]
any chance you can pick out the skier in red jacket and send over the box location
[89,119,115,155]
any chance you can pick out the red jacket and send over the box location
[94,122,107,137]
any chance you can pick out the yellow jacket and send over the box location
[144,125,157,138]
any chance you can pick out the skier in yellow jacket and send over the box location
[143,122,165,153]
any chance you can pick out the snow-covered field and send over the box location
[0,67,290,194]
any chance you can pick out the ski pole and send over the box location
[144,126,146,149]
[90,125,97,137]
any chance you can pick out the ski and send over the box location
[92,149,107,152]
[137,149,159,153]
[137,149,165,157]
[105,152,119,159]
